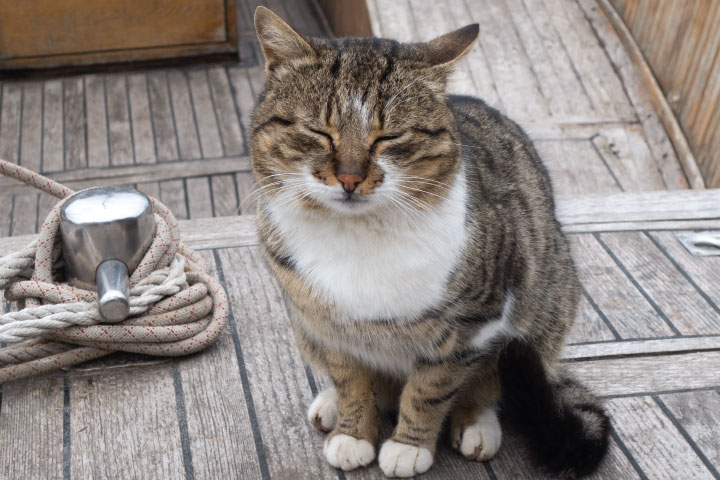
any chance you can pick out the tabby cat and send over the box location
[249,6,610,478]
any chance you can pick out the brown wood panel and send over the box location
[318,0,372,37]
[0,0,237,69]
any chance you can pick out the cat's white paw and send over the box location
[458,408,502,461]
[323,433,375,471]
[378,439,433,477]
[308,387,338,432]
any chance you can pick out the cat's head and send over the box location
[250,6,478,216]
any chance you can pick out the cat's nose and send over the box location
[337,173,364,193]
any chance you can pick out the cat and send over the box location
[249,6,610,478]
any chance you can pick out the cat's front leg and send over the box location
[379,361,466,477]
[321,350,379,471]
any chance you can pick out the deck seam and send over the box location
[185,70,205,159]
[63,377,71,480]
[224,65,250,156]
[590,134,626,191]
[212,249,272,480]
[61,80,66,170]
[145,74,161,164]
[103,76,112,166]
[609,427,649,480]
[653,396,720,479]
[17,85,25,166]
[645,231,720,316]
[205,68,227,157]
[581,286,622,340]
[593,232,682,336]
[124,74,137,165]
[165,70,183,162]
[172,362,196,480]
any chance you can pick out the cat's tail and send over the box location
[498,339,610,479]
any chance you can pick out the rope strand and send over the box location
[0,159,229,383]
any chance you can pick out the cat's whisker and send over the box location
[394,174,454,189]
[399,185,449,203]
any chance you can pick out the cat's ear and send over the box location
[420,24,480,69]
[254,6,316,70]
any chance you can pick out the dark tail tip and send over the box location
[498,340,611,479]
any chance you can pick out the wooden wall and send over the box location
[609,1,720,187]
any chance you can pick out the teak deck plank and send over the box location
[105,74,134,167]
[63,77,86,170]
[41,80,64,173]
[84,74,111,169]
[127,73,157,165]
[146,71,180,163]
[19,82,43,173]
[68,365,186,479]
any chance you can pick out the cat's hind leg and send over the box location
[449,364,502,462]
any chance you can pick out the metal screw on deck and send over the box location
[59,187,156,322]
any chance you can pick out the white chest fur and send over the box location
[267,174,468,322]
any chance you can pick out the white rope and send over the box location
[0,255,187,344]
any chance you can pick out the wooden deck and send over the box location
[2,190,720,479]
[0,0,697,239]
[1,1,719,479]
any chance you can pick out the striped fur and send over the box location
[250,7,609,478]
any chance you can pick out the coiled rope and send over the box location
[0,159,228,384]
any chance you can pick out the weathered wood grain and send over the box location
[235,172,259,215]
[0,378,65,480]
[659,391,720,471]
[649,231,720,312]
[9,194,39,236]
[569,233,675,338]
[591,125,666,191]
[19,82,43,173]
[543,0,634,121]
[68,365,185,479]
[63,77,86,169]
[135,181,160,201]
[578,0,689,190]
[565,294,618,345]
[208,67,245,156]
[604,0,718,188]
[0,83,21,165]
[159,179,188,220]
[84,75,111,169]
[600,232,720,335]
[538,139,622,194]
[127,73,156,165]
[217,246,339,479]
[177,251,264,479]
[563,336,720,361]
[568,351,720,396]
[472,0,549,120]
[42,80,64,173]
[167,71,202,160]
[555,189,720,226]
[226,67,257,148]
[1,156,251,196]
[210,174,240,217]
[188,69,224,159]
[105,74,134,166]
[186,176,213,219]
[36,192,58,232]
[488,430,640,480]
[146,71,179,163]
[0,195,12,236]
[607,396,717,479]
